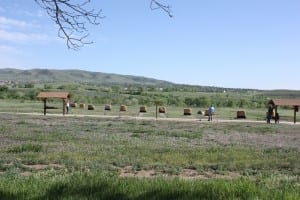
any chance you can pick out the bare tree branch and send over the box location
[150,0,173,18]
[35,0,172,50]
[35,0,104,50]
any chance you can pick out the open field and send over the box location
[0,113,300,199]
[0,99,297,123]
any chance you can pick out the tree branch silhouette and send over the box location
[150,0,173,17]
[35,0,103,50]
[35,0,172,50]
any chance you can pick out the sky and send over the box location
[0,0,299,90]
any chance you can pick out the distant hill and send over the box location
[0,68,174,87]
[1,68,300,98]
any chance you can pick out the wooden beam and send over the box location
[154,100,162,120]
[43,99,47,116]
[294,106,298,124]
[294,109,296,124]
[63,99,66,115]
[156,103,158,120]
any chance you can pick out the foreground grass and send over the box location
[0,114,300,199]
[1,172,299,200]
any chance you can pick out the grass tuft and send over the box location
[7,143,43,153]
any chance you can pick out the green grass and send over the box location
[0,99,298,124]
[0,172,299,200]
[7,143,43,153]
[0,113,300,199]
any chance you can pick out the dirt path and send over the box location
[1,111,298,125]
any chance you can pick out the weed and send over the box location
[7,143,43,153]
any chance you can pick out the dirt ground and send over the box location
[119,165,242,180]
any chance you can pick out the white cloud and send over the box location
[0,30,51,43]
[0,45,19,54]
[0,16,57,44]
[0,16,33,29]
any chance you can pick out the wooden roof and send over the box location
[37,92,69,99]
[269,99,300,106]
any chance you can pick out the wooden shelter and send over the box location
[269,99,300,124]
[37,92,70,115]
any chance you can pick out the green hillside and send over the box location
[0,68,173,87]
[1,68,300,100]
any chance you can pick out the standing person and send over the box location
[66,98,70,114]
[267,105,273,124]
[208,105,215,121]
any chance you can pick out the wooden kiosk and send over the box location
[37,92,70,115]
[269,99,300,124]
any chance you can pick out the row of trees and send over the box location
[0,85,268,108]
[0,86,36,100]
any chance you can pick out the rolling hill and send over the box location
[0,68,173,87]
[1,68,300,98]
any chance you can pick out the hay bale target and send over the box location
[88,104,95,110]
[204,110,209,116]
[79,103,85,109]
[140,106,147,113]
[159,106,166,113]
[70,102,77,108]
[236,110,246,119]
[104,104,112,111]
[120,105,127,112]
[184,108,192,115]
[197,110,204,115]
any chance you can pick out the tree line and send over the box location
[0,85,268,108]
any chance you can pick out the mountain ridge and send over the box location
[0,68,173,87]
[1,68,300,94]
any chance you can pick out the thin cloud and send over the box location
[0,29,51,43]
[0,16,57,45]
[0,16,33,29]
[0,45,19,53]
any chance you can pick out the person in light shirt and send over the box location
[208,105,214,121]
[66,98,70,114]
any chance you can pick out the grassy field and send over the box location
[0,99,297,122]
[0,113,300,199]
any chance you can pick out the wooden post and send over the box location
[43,99,47,116]
[294,106,298,124]
[63,99,66,115]
[294,108,296,124]
[154,100,162,120]
[156,103,158,120]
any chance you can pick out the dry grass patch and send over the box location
[119,166,242,180]
[20,172,32,177]
[23,163,64,171]
[120,166,156,178]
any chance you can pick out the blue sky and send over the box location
[0,0,299,90]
